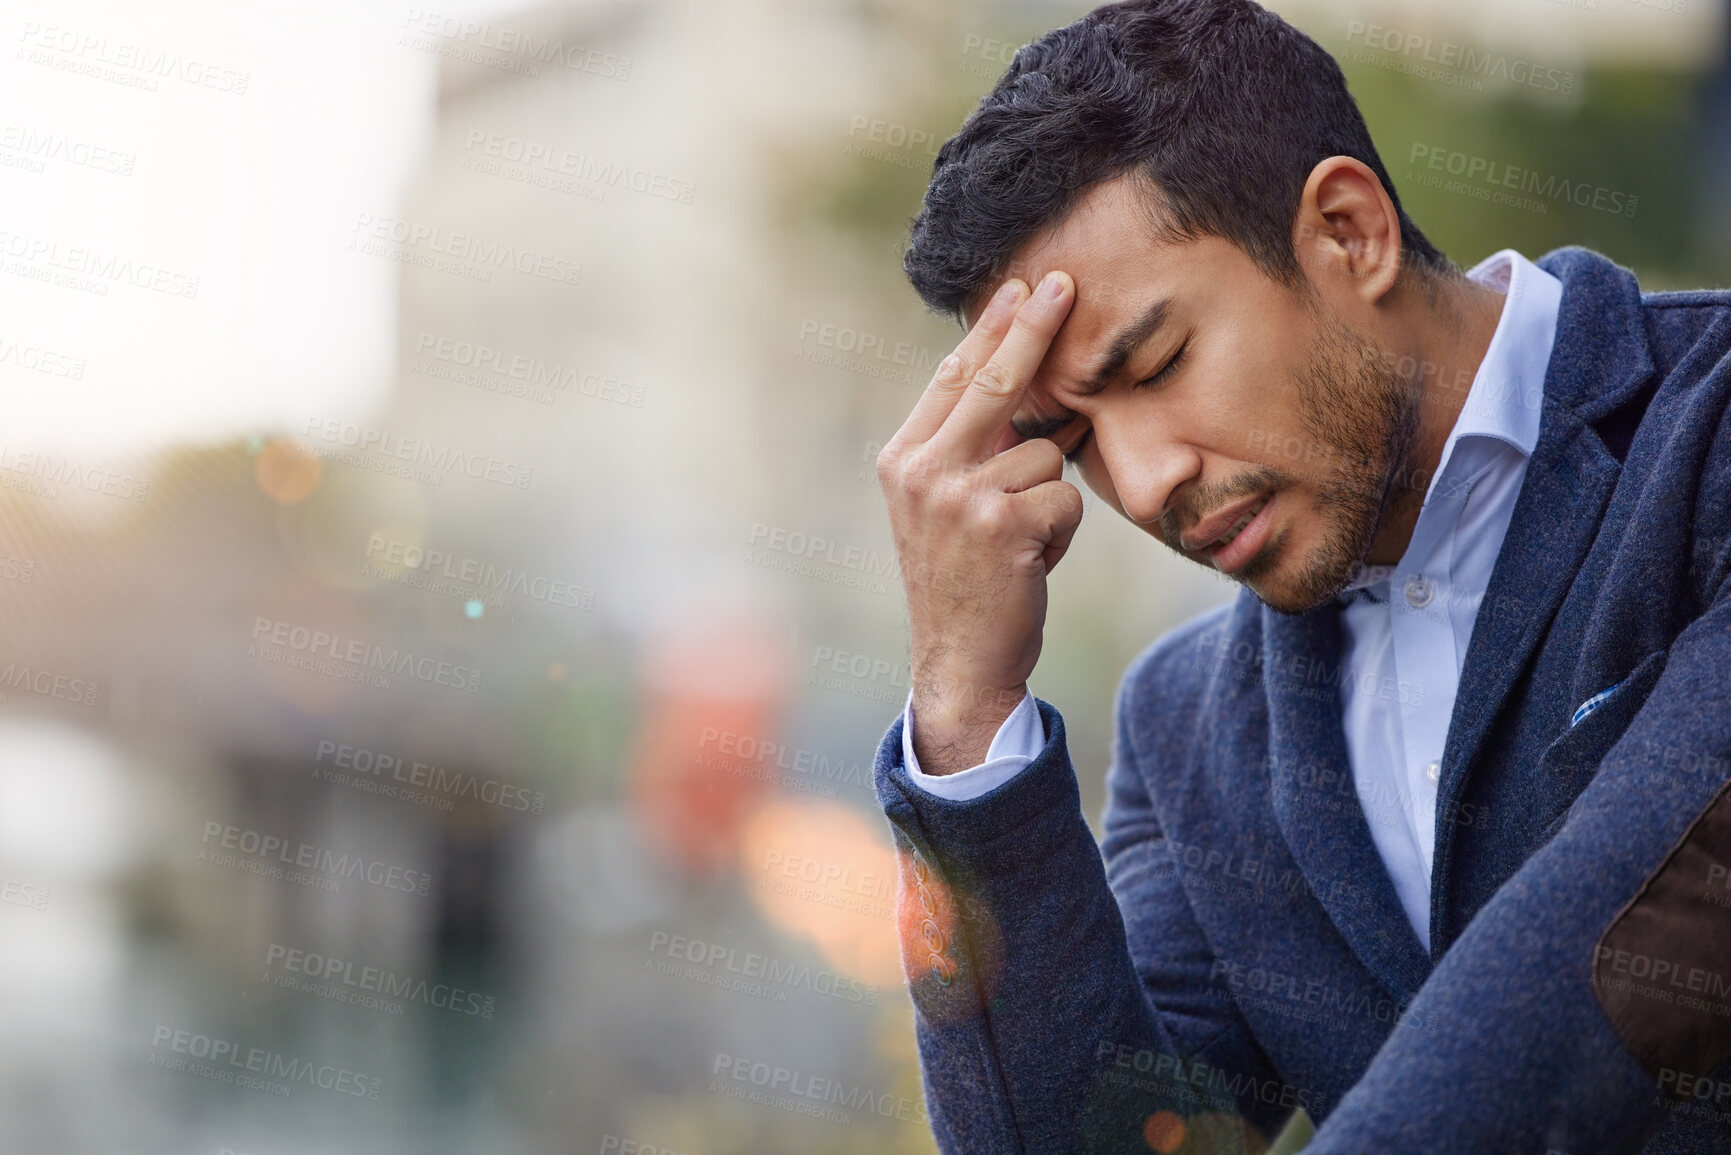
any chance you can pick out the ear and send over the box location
[1291,156,1403,305]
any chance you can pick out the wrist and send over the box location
[909,679,1027,776]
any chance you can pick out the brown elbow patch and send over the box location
[1593,778,1731,1083]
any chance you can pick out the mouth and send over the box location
[1183,492,1277,576]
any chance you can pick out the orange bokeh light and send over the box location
[738,797,904,986]
[1143,1110,1187,1153]
[628,618,789,877]
[255,437,323,504]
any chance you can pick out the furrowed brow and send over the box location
[1077,296,1171,396]
[1008,295,1172,443]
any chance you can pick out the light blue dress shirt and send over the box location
[902,249,1563,953]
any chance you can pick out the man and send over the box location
[870,1,1731,1152]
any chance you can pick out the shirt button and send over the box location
[1404,575,1435,609]
[1425,760,1441,783]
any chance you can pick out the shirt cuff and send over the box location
[901,687,1045,801]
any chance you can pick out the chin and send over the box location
[1248,582,1332,617]
[1239,530,1353,616]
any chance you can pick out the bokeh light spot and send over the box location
[1144,1110,1186,1153]
[738,797,903,984]
[255,437,323,505]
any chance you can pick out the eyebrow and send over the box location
[1010,295,1173,441]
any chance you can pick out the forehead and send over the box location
[966,175,1187,396]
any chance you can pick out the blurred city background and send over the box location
[0,0,1726,1151]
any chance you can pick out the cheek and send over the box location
[1212,321,1313,437]
[1251,430,1334,475]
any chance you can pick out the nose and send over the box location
[1092,416,1197,529]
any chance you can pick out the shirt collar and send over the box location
[1438,248,1557,469]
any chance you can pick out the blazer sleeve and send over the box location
[1302,582,1731,1154]
[873,660,1296,1154]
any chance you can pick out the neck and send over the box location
[1362,269,1507,566]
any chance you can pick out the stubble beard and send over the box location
[1252,313,1422,615]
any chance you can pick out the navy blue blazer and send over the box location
[873,247,1731,1153]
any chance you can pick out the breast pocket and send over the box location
[1535,648,1670,844]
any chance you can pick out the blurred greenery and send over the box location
[1341,62,1720,288]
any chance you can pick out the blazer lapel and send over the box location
[1428,416,1618,863]
[1262,604,1433,1003]
[1427,248,1654,943]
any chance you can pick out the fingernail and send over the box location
[1038,272,1067,302]
[993,280,1024,308]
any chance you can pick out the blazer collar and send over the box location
[1427,246,1652,947]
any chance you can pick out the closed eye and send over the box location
[1061,337,1187,465]
[1133,339,1188,391]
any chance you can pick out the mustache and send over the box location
[1158,464,1287,551]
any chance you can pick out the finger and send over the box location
[892,278,1030,447]
[1020,479,1084,573]
[976,436,1064,494]
[935,271,1075,462]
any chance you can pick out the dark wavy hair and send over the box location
[904,0,1453,325]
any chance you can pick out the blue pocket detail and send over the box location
[1571,680,1624,728]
